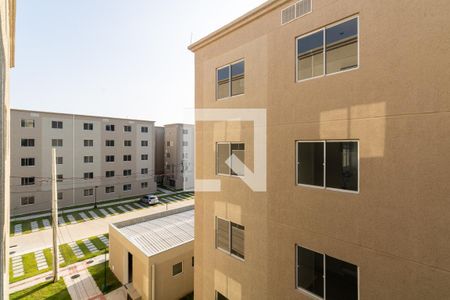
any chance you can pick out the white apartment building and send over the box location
[10,109,157,216]
[163,124,194,191]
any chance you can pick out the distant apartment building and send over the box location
[190,0,450,300]
[109,205,194,300]
[163,124,194,190]
[1,0,16,297]
[10,109,157,216]
[154,126,165,184]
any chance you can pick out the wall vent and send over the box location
[281,0,312,25]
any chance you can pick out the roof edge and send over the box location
[188,0,290,52]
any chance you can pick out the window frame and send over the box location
[21,119,35,128]
[216,142,245,177]
[51,121,63,129]
[296,140,359,194]
[216,58,245,100]
[172,261,183,277]
[295,244,360,300]
[21,158,35,167]
[295,15,360,83]
[123,184,132,192]
[215,217,245,262]
[21,196,35,206]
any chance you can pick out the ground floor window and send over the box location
[296,245,358,299]
[20,196,35,205]
[172,262,183,276]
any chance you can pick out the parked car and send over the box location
[140,194,159,205]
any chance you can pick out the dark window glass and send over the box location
[83,123,93,130]
[230,143,245,176]
[141,126,148,133]
[230,223,245,259]
[325,18,358,74]
[21,139,35,147]
[172,262,183,276]
[52,121,63,129]
[217,66,230,99]
[297,142,324,186]
[231,61,245,96]
[326,142,358,191]
[326,255,358,300]
[297,30,324,80]
[297,246,324,298]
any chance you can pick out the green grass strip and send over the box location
[10,278,70,300]
[87,261,122,294]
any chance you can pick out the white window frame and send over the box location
[295,244,360,300]
[216,58,245,100]
[296,139,360,194]
[296,15,360,83]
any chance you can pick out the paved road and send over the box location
[9,199,194,256]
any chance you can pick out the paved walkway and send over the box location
[9,253,109,294]
[10,199,194,256]
[64,268,103,300]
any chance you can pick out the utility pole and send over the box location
[51,148,59,282]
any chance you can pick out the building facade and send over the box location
[190,0,450,299]
[109,206,194,300]
[10,109,157,216]
[163,124,194,191]
[154,126,165,184]
[0,0,15,297]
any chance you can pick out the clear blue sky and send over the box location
[11,0,265,126]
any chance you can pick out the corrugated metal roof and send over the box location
[117,210,194,257]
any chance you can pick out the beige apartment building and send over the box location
[10,109,157,216]
[154,126,165,184]
[0,0,15,297]
[109,205,194,300]
[163,123,194,191]
[189,0,450,299]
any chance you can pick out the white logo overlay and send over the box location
[195,109,266,192]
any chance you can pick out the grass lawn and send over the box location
[88,261,122,294]
[9,278,70,300]
[9,252,51,284]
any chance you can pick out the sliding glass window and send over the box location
[216,60,245,99]
[297,30,324,80]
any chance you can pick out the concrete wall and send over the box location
[10,109,157,215]
[109,224,194,300]
[154,126,165,180]
[191,0,450,299]
[0,0,14,297]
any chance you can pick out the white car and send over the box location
[140,194,159,205]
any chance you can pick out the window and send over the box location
[52,139,63,147]
[123,155,132,161]
[105,186,115,193]
[166,141,171,147]
[123,184,131,191]
[106,155,115,162]
[192,256,194,267]
[84,188,94,196]
[21,196,35,205]
[21,177,35,186]
[183,129,188,134]
[56,157,63,164]
[296,140,359,192]
[166,152,170,158]
[141,140,148,147]
[105,140,115,147]
[21,158,35,166]
[106,171,115,178]
[216,143,245,176]
[172,262,183,276]
[105,124,115,131]
[84,172,94,180]
[141,126,148,133]
[84,156,93,163]
[141,154,148,160]
[141,182,148,188]
[230,223,245,259]
[51,121,63,129]
[296,245,358,300]
[123,169,132,176]
[182,141,188,146]
[57,192,63,200]
[21,119,35,128]
[124,140,132,147]
[141,168,148,174]
[217,60,245,99]
[57,174,63,182]
[215,218,245,260]
[183,153,188,159]
[124,125,132,132]
[83,123,93,130]
[84,139,94,147]
[21,138,35,147]
[216,292,228,300]
[297,17,359,81]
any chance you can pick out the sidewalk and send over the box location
[10,199,194,256]
[9,253,109,294]
[64,267,103,300]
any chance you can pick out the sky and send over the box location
[11,0,266,126]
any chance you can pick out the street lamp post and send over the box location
[94,185,98,209]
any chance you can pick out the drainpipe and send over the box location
[151,264,155,300]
